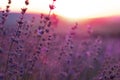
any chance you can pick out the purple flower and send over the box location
[45,16,50,21]
[49,4,55,10]
[8,0,11,4]
[6,5,10,9]
[25,0,29,5]
[21,8,27,15]
[17,21,23,25]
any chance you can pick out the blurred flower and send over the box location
[6,5,10,9]
[45,16,50,21]
[40,13,44,19]
[49,4,55,10]
[8,0,11,4]
[72,23,78,30]
[47,21,51,27]
[45,29,49,33]
[21,8,27,14]
[17,21,23,25]
[6,9,10,13]
[25,0,29,5]
[1,11,5,13]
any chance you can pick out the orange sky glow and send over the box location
[1,0,120,20]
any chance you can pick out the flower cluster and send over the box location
[0,0,120,80]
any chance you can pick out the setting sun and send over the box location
[0,0,120,19]
[0,0,120,80]
[54,0,120,19]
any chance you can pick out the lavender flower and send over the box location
[8,0,11,4]
[25,0,29,5]
[21,8,27,15]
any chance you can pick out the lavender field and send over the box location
[0,0,120,80]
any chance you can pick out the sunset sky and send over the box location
[0,0,120,19]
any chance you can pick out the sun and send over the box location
[1,0,120,20]
[54,0,120,19]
